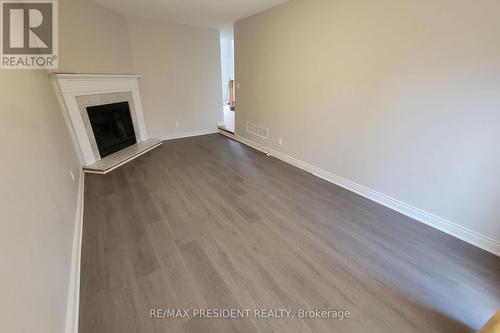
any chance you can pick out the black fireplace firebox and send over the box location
[87,101,137,158]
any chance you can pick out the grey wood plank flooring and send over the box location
[80,134,500,333]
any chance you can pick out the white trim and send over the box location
[65,168,85,333]
[50,74,148,166]
[226,132,500,257]
[161,127,219,141]
[51,79,84,165]
[50,74,141,80]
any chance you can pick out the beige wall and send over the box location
[59,0,134,74]
[0,1,135,332]
[235,0,500,245]
[0,71,81,333]
[126,17,223,138]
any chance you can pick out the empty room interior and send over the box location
[1,0,500,332]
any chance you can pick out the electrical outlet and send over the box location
[70,171,75,182]
[278,137,283,145]
[175,121,180,127]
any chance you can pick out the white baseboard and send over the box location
[65,168,85,333]
[226,132,500,257]
[161,127,219,141]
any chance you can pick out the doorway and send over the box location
[220,25,235,133]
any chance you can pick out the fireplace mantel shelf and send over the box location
[49,73,142,80]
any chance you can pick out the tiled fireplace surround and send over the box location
[76,91,139,161]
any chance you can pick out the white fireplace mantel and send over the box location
[50,74,148,166]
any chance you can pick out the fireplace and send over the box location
[87,101,137,158]
[51,74,152,166]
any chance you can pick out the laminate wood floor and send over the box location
[80,134,500,333]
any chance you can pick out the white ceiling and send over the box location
[90,0,289,29]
